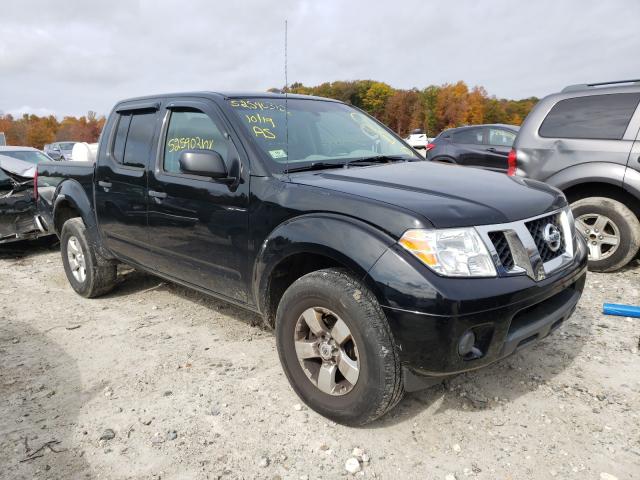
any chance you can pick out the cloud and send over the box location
[1,0,639,117]
[4,105,57,118]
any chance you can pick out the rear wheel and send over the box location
[60,218,117,297]
[275,268,403,426]
[571,197,640,272]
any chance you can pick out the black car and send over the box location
[426,124,519,173]
[36,92,586,425]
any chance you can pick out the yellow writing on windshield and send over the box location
[245,113,276,129]
[252,126,276,139]
[350,112,396,145]
[167,137,214,152]
[230,99,286,112]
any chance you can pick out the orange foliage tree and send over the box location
[287,80,539,137]
[0,111,106,149]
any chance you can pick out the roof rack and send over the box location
[562,79,640,92]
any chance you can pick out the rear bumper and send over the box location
[0,190,49,244]
[367,237,588,390]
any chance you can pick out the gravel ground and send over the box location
[1,238,639,480]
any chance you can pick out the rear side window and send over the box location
[488,128,516,147]
[451,128,483,145]
[539,93,640,140]
[112,110,156,167]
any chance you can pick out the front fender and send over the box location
[253,213,396,315]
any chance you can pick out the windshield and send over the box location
[227,98,418,171]
[0,150,51,164]
[58,142,76,150]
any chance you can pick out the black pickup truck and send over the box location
[37,92,588,425]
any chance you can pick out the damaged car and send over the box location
[0,154,50,244]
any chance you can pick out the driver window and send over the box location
[163,110,228,174]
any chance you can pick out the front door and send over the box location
[95,105,160,265]
[145,99,250,302]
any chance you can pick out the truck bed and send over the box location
[37,161,95,234]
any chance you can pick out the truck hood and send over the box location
[0,155,36,181]
[290,161,566,228]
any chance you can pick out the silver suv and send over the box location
[510,79,640,272]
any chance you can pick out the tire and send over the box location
[571,197,640,272]
[60,218,117,297]
[275,268,403,426]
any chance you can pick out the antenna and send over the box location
[284,19,290,180]
[284,19,288,91]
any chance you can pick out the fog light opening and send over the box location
[458,330,484,360]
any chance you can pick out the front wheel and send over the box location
[275,268,403,426]
[60,218,117,297]
[571,197,640,272]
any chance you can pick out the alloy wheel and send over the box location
[66,236,87,283]
[575,213,620,261]
[293,307,360,396]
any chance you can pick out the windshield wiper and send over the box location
[283,162,345,173]
[344,154,411,168]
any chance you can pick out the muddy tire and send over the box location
[275,268,403,426]
[60,218,117,298]
[571,197,640,272]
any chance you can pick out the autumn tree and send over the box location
[0,111,105,149]
[362,81,394,119]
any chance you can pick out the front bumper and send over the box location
[366,236,588,390]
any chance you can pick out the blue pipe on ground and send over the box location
[602,303,640,318]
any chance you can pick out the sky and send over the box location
[1,0,639,118]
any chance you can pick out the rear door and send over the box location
[145,98,250,302]
[484,127,517,172]
[450,127,486,166]
[95,102,160,265]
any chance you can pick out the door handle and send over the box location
[148,190,167,199]
[486,147,497,152]
[98,181,112,188]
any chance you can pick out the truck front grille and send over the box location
[525,213,565,263]
[488,231,514,270]
[476,209,574,281]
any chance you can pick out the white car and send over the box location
[403,130,434,156]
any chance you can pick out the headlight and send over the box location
[399,228,497,277]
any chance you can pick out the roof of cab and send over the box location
[440,123,520,134]
[115,91,342,106]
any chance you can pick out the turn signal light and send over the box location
[507,149,517,176]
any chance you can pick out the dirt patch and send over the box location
[1,240,639,479]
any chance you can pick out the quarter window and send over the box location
[539,93,640,140]
[488,128,516,147]
[163,110,228,174]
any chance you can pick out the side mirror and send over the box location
[179,150,229,179]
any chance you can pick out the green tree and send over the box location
[362,82,394,118]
